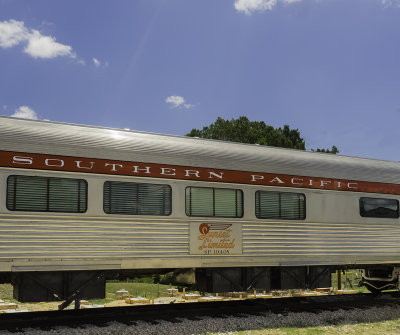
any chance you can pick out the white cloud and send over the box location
[93,58,101,67]
[10,106,38,120]
[234,0,278,14]
[166,96,184,108]
[0,19,76,59]
[235,0,400,13]
[234,0,302,13]
[381,0,400,7]
[24,29,75,59]
[165,96,194,109]
[92,57,109,68]
[0,19,29,48]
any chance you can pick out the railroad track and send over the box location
[1,292,400,332]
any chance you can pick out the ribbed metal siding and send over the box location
[0,214,188,259]
[1,117,400,184]
[242,221,400,256]
[1,214,400,263]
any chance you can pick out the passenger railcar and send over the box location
[0,116,400,303]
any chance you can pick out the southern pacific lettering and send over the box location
[1,150,400,194]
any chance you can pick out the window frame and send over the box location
[255,190,306,220]
[6,175,88,213]
[359,197,399,219]
[185,186,244,218]
[103,180,172,216]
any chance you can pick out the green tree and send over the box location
[186,116,338,153]
[186,116,305,149]
[310,146,339,154]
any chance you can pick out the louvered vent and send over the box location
[255,191,305,220]
[7,175,87,213]
[103,181,171,215]
[185,186,243,218]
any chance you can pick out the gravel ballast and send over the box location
[2,305,400,335]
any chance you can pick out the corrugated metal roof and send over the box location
[0,116,399,183]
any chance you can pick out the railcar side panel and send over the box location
[1,167,400,273]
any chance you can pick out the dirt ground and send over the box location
[3,295,193,312]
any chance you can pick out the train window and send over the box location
[6,175,87,213]
[185,186,243,218]
[359,197,399,218]
[255,191,305,220]
[103,181,171,215]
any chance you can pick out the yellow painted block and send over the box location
[166,288,179,296]
[125,297,150,304]
[300,292,318,297]
[225,292,247,298]
[0,303,17,310]
[116,289,129,299]
[335,289,357,295]
[247,293,274,299]
[198,296,224,302]
[80,304,104,309]
[183,293,201,300]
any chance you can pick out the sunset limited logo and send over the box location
[197,223,236,255]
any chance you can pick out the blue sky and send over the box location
[1,0,399,161]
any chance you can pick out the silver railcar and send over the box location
[0,116,399,302]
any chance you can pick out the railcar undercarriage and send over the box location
[195,266,332,292]
[359,266,400,293]
[11,271,106,305]
[3,264,400,305]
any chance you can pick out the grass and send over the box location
[105,281,178,299]
[0,283,13,300]
[217,320,400,335]
[331,270,368,293]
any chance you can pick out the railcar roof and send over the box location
[0,116,399,184]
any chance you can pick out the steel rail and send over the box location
[0,292,400,332]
